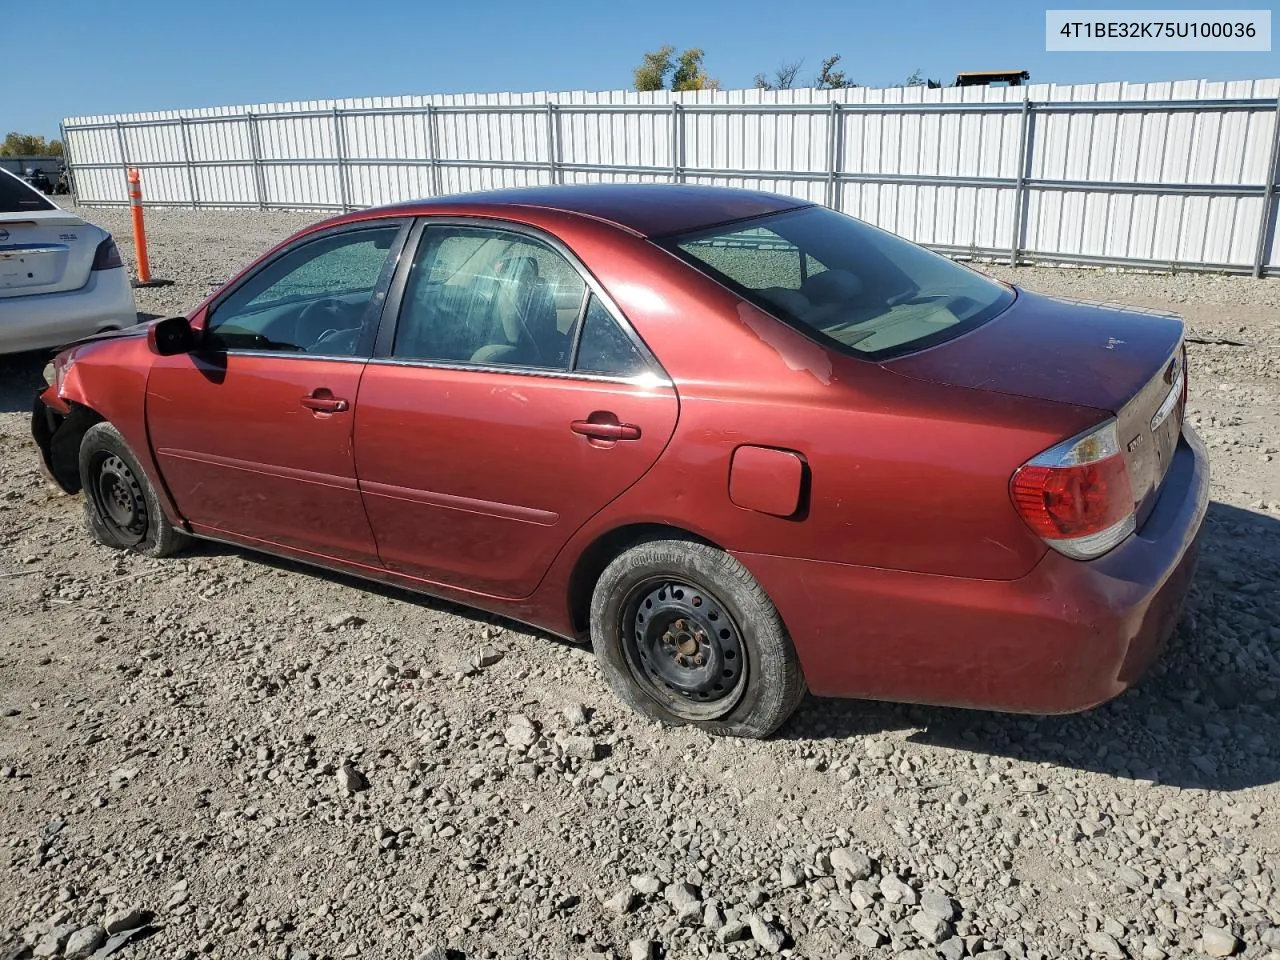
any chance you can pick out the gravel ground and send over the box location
[1,204,1278,960]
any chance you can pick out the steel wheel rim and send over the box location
[91,453,147,545]
[621,577,748,721]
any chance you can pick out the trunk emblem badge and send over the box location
[0,229,8,242]
[1127,433,1146,453]
[1105,337,1126,349]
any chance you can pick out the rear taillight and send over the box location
[1011,419,1136,560]
[91,236,122,271]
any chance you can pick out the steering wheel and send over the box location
[295,298,358,352]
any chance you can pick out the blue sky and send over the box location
[9,0,1278,139]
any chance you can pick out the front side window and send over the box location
[393,226,587,369]
[666,206,1014,359]
[206,225,401,355]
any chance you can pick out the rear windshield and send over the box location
[664,206,1014,360]
[0,170,56,213]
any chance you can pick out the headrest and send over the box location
[801,269,864,304]
[760,287,813,316]
[497,256,540,284]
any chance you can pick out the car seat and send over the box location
[471,256,566,367]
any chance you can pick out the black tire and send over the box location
[78,422,189,558]
[589,539,806,738]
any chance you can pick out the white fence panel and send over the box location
[62,77,1280,276]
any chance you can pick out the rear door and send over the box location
[353,219,679,599]
[146,219,409,564]
[0,172,97,298]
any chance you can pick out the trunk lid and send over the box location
[0,209,98,299]
[886,288,1186,528]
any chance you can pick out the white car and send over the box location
[1,168,138,354]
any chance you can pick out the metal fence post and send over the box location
[546,102,562,184]
[246,112,267,210]
[426,104,442,197]
[671,102,685,183]
[825,101,843,210]
[1008,97,1034,266]
[179,118,199,209]
[114,121,129,203]
[58,120,78,205]
[1252,96,1280,279]
[332,107,350,211]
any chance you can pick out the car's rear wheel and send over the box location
[589,539,806,738]
[79,422,188,558]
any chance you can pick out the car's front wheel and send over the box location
[79,422,188,558]
[589,539,806,738]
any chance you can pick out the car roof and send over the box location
[383,184,811,238]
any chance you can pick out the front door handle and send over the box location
[571,418,641,442]
[301,389,349,414]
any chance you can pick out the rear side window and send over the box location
[573,296,649,377]
[0,171,56,213]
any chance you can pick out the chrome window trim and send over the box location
[214,351,370,364]
[223,349,675,387]
[377,215,669,382]
[365,354,673,388]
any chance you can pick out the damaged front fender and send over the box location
[29,332,187,530]
[31,387,99,494]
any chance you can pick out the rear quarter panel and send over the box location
[546,360,1105,581]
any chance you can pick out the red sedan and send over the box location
[32,185,1208,737]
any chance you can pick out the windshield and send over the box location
[665,205,1014,360]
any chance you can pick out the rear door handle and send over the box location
[301,390,349,413]
[571,419,641,441]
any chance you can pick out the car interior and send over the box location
[756,268,975,351]
[205,289,376,355]
[197,224,646,374]
[679,229,978,355]
[203,227,401,355]
[393,232,587,369]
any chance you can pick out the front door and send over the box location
[147,221,407,564]
[353,221,679,598]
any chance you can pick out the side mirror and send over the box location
[147,315,197,356]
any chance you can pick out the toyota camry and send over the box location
[31,185,1208,737]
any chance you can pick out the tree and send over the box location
[671,48,718,92]
[633,45,675,92]
[754,59,804,91]
[905,69,944,88]
[1,132,63,157]
[633,46,718,92]
[816,55,857,89]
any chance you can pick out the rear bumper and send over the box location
[736,423,1210,713]
[0,267,138,354]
